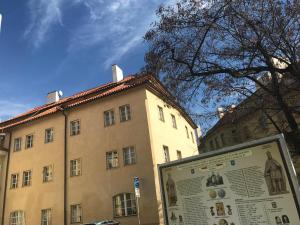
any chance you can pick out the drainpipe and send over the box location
[59,107,68,225]
[1,131,12,225]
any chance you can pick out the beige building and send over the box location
[0,68,198,225]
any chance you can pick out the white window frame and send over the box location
[70,120,80,136]
[163,145,170,162]
[113,193,137,217]
[123,146,136,165]
[10,173,19,189]
[43,165,53,182]
[106,151,119,169]
[22,170,32,187]
[45,128,54,143]
[158,106,165,122]
[41,208,52,225]
[70,159,81,177]
[25,134,33,149]
[171,114,177,128]
[104,109,115,127]
[70,204,82,224]
[9,210,25,225]
[119,105,131,122]
[14,138,22,152]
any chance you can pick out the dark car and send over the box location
[83,220,120,225]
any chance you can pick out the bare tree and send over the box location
[143,0,300,153]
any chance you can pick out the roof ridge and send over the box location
[0,75,136,125]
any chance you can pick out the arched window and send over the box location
[113,193,137,217]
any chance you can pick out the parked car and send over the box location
[83,220,120,225]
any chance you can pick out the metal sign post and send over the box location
[134,176,141,225]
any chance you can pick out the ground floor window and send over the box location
[9,211,25,225]
[41,209,51,225]
[113,193,137,217]
[70,204,82,223]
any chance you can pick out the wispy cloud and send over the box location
[24,0,64,48]
[68,0,163,67]
[0,100,32,121]
[24,0,175,66]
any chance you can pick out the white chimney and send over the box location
[0,14,2,32]
[217,107,225,119]
[47,90,63,104]
[112,64,123,82]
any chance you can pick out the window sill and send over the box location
[124,163,137,167]
[120,119,131,123]
[114,214,137,218]
[106,166,119,170]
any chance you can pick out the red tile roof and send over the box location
[0,74,197,130]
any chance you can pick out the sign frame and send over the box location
[158,134,300,225]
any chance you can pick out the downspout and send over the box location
[1,131,12,225]
[59,107,68,225]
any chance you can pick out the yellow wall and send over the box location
[144,90,198,224]
[3,85,198,225]
[4,113,65,225]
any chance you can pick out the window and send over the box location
[185,126,189,139]
[9,211,25,225]
[209,140,214,151]
[191,131,195,143]
[22,170,32,187]
[106,151,119,169]
[177,150,182,160]
[232,129,241,143]
[171,114,177,128]
[123,146,136,165]
[113,193,137,217]
[119,105,131,122]
[41,209,51,225]
[70,204,82,223]
[14,138,22,152]
[70,159,81,177]
[25,135,33,149]
[104,110,115,127]
[163,145,170,162]
[215,137,220,149]
[10,174,19,189]
[158,106,164,122]
[45,128,54,143]
[220,133,226,146]
[70,120,80,136]
[43,165,53,182]
[259,115,268,130]
[243,126,252,140]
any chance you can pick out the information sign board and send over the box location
[158,135,300,225]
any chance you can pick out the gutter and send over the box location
[1,132,12,225]
[58,107,68,225]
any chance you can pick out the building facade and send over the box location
[0,72,198,225]
[199,88,300,181]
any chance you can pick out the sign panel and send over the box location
[134,177,140,197]
[159,135,300,225]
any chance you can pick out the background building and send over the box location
[0,66,198,225]
[199,79,300,181]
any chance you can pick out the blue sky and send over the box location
[0,0,171,120]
